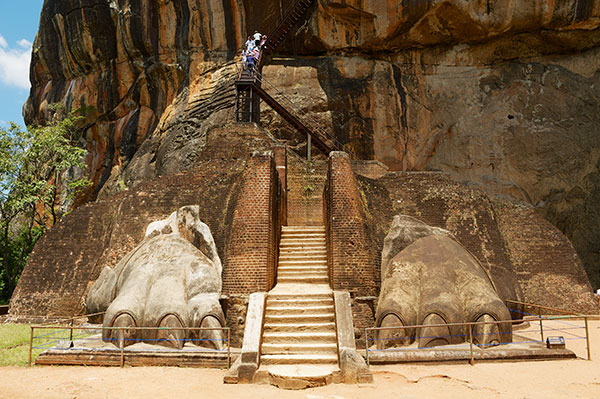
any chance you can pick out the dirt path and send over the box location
[1,320,599,399]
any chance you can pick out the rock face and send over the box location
[86,206,225,349]
[25,0,600,288]
[376,216,513,349]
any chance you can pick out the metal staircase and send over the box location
[262,0,315,56]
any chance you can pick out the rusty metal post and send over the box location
[227,328,231,369]
[120,328,125,368]
[365,329,370,367]
[469,324,475,366]
[538,307,544,342]
[585,317,591,361]
[29,326,34,367]
[307,133,312,161]
[69,318,74,342]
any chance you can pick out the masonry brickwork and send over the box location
[273,145,287,226]
[222,152,283,295]
[492,200,596,313]
[286,156,327,226]
[325,153,380,331]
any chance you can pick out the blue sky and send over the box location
[0,1,44,129]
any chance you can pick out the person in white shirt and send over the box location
[253,31,262,48]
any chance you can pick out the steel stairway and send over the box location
[262,0,315,56]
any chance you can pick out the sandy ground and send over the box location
[1,320,599,399]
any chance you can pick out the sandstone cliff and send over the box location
[25,0,600,289]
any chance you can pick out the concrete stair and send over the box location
[257,225,340,386]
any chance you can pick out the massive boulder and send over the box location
[376,216,513,349]
[86,206,225,349]
[24,0,600,288]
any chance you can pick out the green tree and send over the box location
[0,111,90,301]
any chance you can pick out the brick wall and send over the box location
[325,152,380,332]
[493,200,597,313]
[273,145,287,226]
[286,156,327,226]
[222,152,282,295]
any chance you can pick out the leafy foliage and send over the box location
[0,109,90,302]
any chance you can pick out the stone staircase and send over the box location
[257,225,340,387]
[276,226,328,284]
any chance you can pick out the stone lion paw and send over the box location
[375,216,513,349]
[86,206,226,350]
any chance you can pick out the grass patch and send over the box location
[0,324,76,366]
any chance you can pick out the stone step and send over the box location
[279,245,326,251]
[277,265,328,271]
[278,259,327,266]
[268,293,332,301]
[278,253,327,261]
[266,298,333,308]
[280,236,326,241]
[280,233,325,239]
[260,354,338,365]
[282,226,325,232]
[261,343,338,355]
[266,305,334,315]
[277,275,328,284]
[262,331,337,344]
[264,322,335,333]
[278,267,327,274]
[265,313,334,324]
[277,271,328,278]
[278,249,327,256]
[279,241,326,247]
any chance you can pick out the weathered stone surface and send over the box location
[376,228,512,349]
[381,215,451,277]
[333,291,372,384]
[86,206,225,349]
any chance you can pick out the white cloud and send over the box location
[0,34,32,90]
[17,39,32,48]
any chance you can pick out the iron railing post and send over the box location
[365,329,370,367]
[120,327,125,368]
[29,326,34,367]
[469,325,474,366]
[585,317,591,361]
[538,307,544,343]
[227,328,231,369]
[69,318,74,343]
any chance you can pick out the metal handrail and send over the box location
[264,0,314,55]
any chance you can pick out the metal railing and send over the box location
[364,308,594,366]
[29,324,231,368]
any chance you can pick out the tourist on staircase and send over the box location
[253,31,262,48]
[242,32,266,73]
